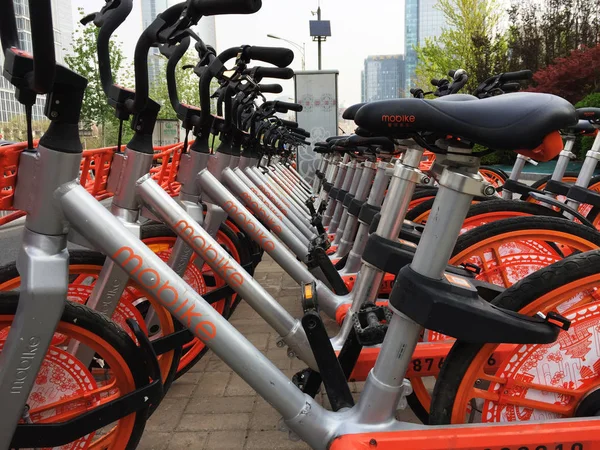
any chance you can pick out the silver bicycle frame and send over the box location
[331,148,426,347]
[328,160,357,235]
[341,161,391,275]
[565,130,600,212]
[332,161,376,259]
[331,162,364,248]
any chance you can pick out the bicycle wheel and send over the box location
[408,187,439,211]
[405,195,494,224]
[0,250,179,393]
[430,250,600,425]
[460,199,561,233]
[140,222,251,378]
[529,172,579,191]
[406,216,600,423]
[526,174,600,219]
[479,166,507,188]
[0,294,149,449]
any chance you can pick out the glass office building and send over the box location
[361,55,406,102]
[0,0,73,124]
[404,0,447,94]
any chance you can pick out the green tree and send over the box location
[507,0,600,74]
[414,0,509,93]
[64,9,130,146]
[574,93,600,159]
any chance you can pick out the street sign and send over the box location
[294,70,339,183]
[152,119,180,147]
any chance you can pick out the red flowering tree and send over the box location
[527,44,600,103]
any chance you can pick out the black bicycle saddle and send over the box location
[563,119,597,136]
[354,92,577,150]
[343,102,366,120]
[578,107,600,123]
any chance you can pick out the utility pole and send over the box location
[310,0,330,70]
[317,5,322,70]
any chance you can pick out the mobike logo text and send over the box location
[172,220,245,288]
[260,184,292,211]
[249,187,285,222]
[10,336,40,394]
[239,192,283,235]
[381,114,416,123]
[223,199,277,252]
[113,247,217,341]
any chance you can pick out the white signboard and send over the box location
[152,119,180,147]
[294,71,339,183]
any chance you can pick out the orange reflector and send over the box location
[304,284,313,300]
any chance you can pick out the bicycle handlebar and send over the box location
[258,83,283,94]
[164,37,191,113]
[244,46,294,67]
[500,70,532,82]
[0,0,56,94]
[281,119,298,128]
[191,0,262,16]
[254,67,294,80]
[83,0,133,96]
[276,101,302,112]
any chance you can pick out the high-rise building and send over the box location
[361,55,405,102]
[0,0,73,124]
[141,0,169,90]
[404,0,447,94]
[196,16,217,50]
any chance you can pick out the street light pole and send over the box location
[266,34,306,71]
[317,6,322,70]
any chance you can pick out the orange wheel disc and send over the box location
[479,169,505,188]
[408,229,600,419]
[0,312,139,449]
[450,229,597,288]
[450,276,600,424]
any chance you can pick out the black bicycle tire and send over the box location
[0,293,149,449]
[429,250,600,425]
[405,216,600,423]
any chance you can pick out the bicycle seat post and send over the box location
[356,145,494,423]
[551,137,576,182]
[502,153,528,199]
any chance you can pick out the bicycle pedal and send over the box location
[309,233,330,251]
[301,281,318,313]
[352,303,393,347]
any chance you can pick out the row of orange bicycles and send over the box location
[2,0,600,449]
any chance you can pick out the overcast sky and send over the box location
[71,0,406,108]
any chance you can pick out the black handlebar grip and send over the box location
[277,101,302,112]
[95,0,133,96]
[191,0,262,16]
[295,128,310,137]
[28,0,56,94]
[281,119,298,128]
[501,82,521,92]
[500,70,533,82]
[246,46,294,68]
[258,83,283,94]
[448,70,456,78]
[0,0,19,53]
[255,67,294,80]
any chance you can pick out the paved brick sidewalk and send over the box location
[138,256,418,449]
